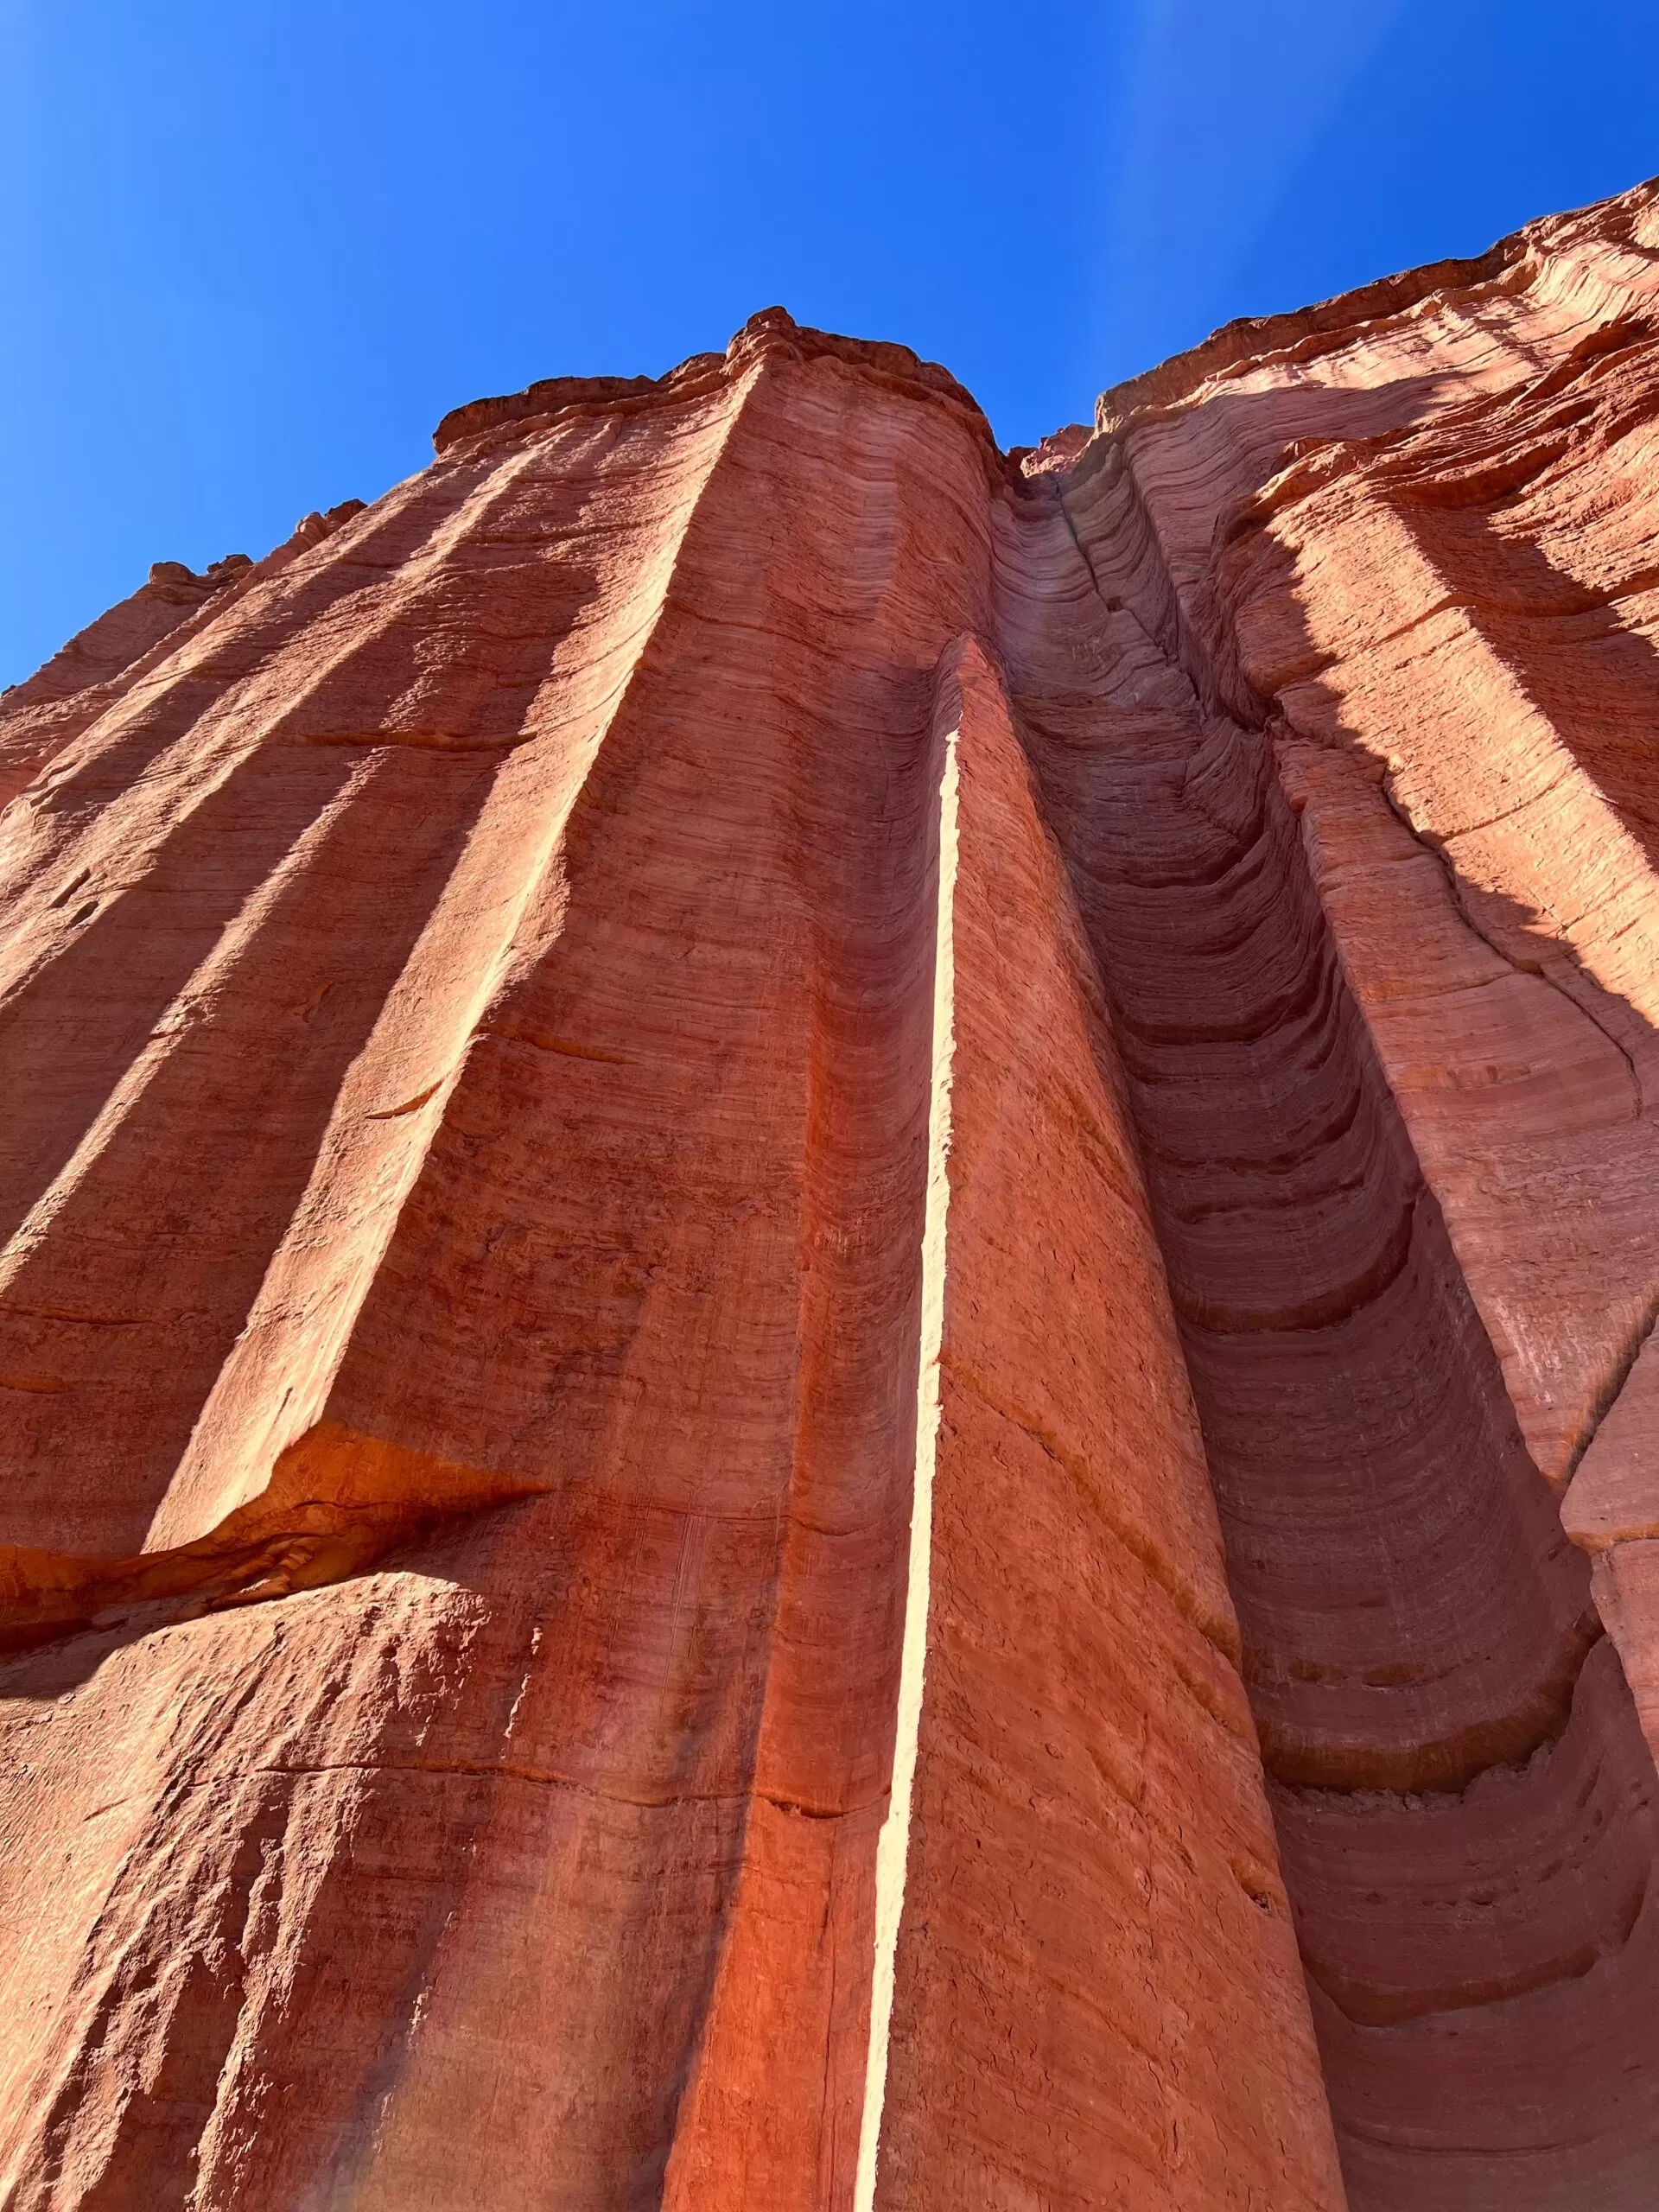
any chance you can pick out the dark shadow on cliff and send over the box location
[1001,361,1659,2209]
[1151,374,1659,2209]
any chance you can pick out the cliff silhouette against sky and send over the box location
[3,178,1659,2210]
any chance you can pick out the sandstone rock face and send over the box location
[3,187,1659,2209]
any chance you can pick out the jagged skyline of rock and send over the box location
[3,176,1659,2209]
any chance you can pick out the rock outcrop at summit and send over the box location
[3,184,1659,2209]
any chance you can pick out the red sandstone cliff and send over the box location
[3,182,1659,2209]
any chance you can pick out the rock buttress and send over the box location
[0,312,1338,2209]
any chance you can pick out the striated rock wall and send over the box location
[4,182,1659,2208]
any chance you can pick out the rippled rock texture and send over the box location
[5,180,1659,2210]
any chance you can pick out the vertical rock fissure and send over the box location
[853,663,957,2212]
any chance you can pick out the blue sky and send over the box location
[3,0,1656,686]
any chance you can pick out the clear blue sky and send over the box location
[3,0,1656,687]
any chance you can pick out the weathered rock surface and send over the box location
[3,182,1659,2209]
